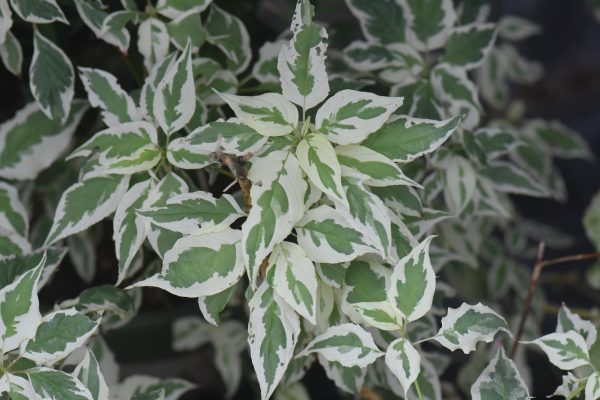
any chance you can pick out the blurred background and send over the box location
[2,0,600,398]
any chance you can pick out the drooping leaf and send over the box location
[385,337,421,396]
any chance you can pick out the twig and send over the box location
[360,386,382,400]
[219,154,252,210]
[509,244,600,358]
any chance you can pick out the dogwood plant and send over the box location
[0,0,597,399]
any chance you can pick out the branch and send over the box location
[509,244,600,359]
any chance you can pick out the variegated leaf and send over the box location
[205,4,251,74]
[0,181,28,237]
[297,323,383,368]
[442,23,497,70]
[443,156,477,215]
[296,133,345,205]
[434,303,511,353]
[132,228,243,298]
[271,241,318,324]
[385,337,421,396]
[556,304,598,348]
[253,40,285,84]
[137,17,169,71]
[10,0,67,24]
[242,150,307,285]
[400,0,456,51]
[217,92,298,136]
[345,0,406,44]
[0,31,23,76]
[295,205,374,263]
[28,368,93,400]
[470,347,529,400]
[156,0,211,19]
[73,348,110,400]
[529,331,590,370]
[431,64,482,129]
[197,284,236,326]
[248,282,300,400]
[586,373,600,400]
[278,0,329,110]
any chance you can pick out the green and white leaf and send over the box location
[586,373,600,400]
[434,303,511,353]
[73,348,110,400]
[318,355,366,395]
[73,0,131,54]
[139,191,243,234]
[30,30,74,124]
[2,373,36,399]
[197,284,236,326]
[113,375,194,400]
[316,90,403,145]
[498,15,541,41]
[385,337,421,396]
[362,115,461,162]
[205,4,251,74]
[153,42,195,134]
[388,235,435,322]
[28,367,93,400]
[0,254,44,353]
[336,145,418,187]
[113,179,152,284]
[252,40,284,84]
[217,92,298,136]
[529,331,590,370]
[166,10,206,52]
[297,133,346,205]
[67,232,96,284]
[248,282,300,400]
[22,308,100,365]
[271,241,318,324]
[431,64,481,129]
[10,0,66,24]
[156,0,211,19]
[442,23,497,70]
[133,228,243,298]
[295,205,374,263]
[45,174,130,246]
[400,0,456,51]
[297,323,383,368]
[345,0,406,44]
[0,181,28,237]
[242,150,307,284]
[526,119,593,160]
[481,161,549,197]
[69,121,160,175]
[0,101,87,180]
[0,0,12,44]
[137,17,169,71]
[79,67,142,127]
[0,31,23,76]
[557,304,598,348]
[278,0,329,110]
[470,347,529,400]
[443,156,477,215]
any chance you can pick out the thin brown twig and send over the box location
[509,244,600,358]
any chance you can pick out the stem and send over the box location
[360,386,382,400]
[415,379,424,400]
[413,334,439,345]
[509,244,600,359]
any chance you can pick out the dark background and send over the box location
[2,0,600,398]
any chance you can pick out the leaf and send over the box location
[0,253,44,353]
[138,191,243,234]
[242,150,307,285]
[23,308,100,365]
[498,15,541,40]
[442,23,497,70]
[586,373,600,400]
[388,235,435,322]
[470,347,529,400]
[205,4,251,74]
[336,145,418,187]
[297,323,383,368]
[28,368,93,400]
[156,0,211,19]
[385,337,421,396]
[480,161,549,197]
[217,92,298,136]
[443,156,477,215]
[337,179,392,257]
[362,115,461,162]
[30,30,74,124]
[69,121,160,175]
[171,316,212,351]
[197,284,236,326]
[372,185,422,218]
[154,42,195,134]
[45,174,130,246]
[296,133,345,205]
[0,181,28,237]
[530,331,590,370]
[2,373,36,399]
[167,119,266,169]
[113,179,152,284]
[275,382,310,400]
[278,0,329,110]
[79,67,142,127]
[10,0,66,24]
[527,119,593,160]
[434,303,511,353]
[430,64,482,129]
[0,248,65,290]
[318,355,366,395]
[400,0,456,51]
[68,232,97,284]
[248,282,300,400]
[99,10,137,53]
[133,228,244,298]
[252,40,284,84]
[67,285,135,321]
[0,0,11,44]
[166,10,206,52]
[73,0,130,54]
[343,258,402,331]
[0,31,23,76]
[345,0,406,44]
[137,17,169,71]
[114,375,194,400]
[73,349,110,400]
[271,241,318,324]
[557,304,598,348]
[295,205,374,263]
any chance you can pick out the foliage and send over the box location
[0,0,597,399]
